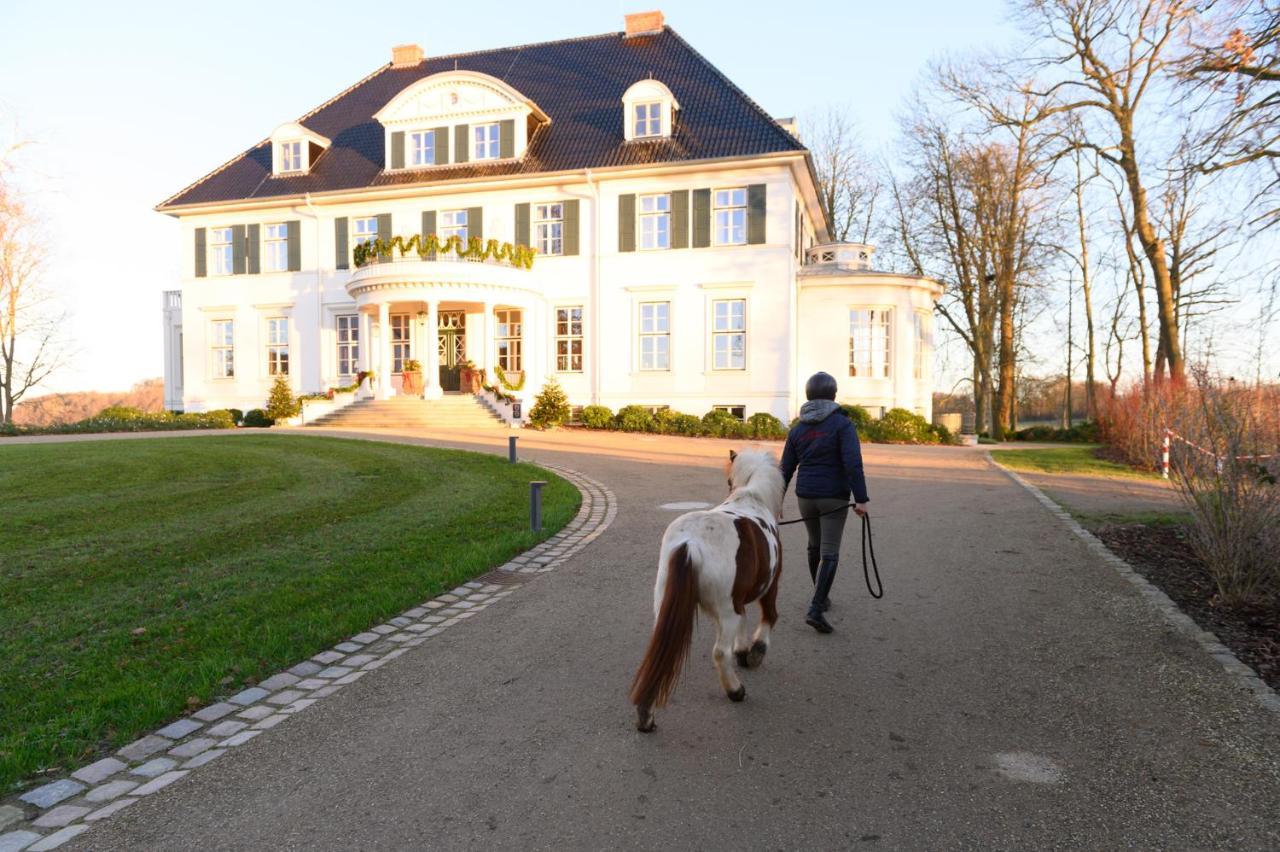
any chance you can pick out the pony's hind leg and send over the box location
[636,703,656,733]
[710,604,746,701]
[732,611,754,669]
[746,576,781,668]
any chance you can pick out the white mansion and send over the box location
[159,12,941,423]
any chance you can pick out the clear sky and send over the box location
[2,0,1020,394]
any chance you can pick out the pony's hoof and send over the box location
[734,649,751,669]
[727,685,746,702]
[635,707,656,733]
[746,640,768,668]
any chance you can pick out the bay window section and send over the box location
[713,188,747,245]
[913,312,927,380]
[209,227,233,276]
[639,301,670,371]
[390,314,411,373]
[639,194,670,250]
[535,203,563,256]
[266,318,289,376]
[496,309,523,372]
[337,314,359,377]
[849,308,892,378]
[712,299,745,370]
[211,319,234,379]
[555,306,583,372]
[264,223,288,272]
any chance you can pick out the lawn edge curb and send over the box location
[988,453,1280,719]
[1,460,615,850]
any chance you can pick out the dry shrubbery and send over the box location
[12,378,164,426]
[1101,377,1280,606]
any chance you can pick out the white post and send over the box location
[425,300,442,399]
[483,301,496,386]
[377,302,391,400]
[358,311,372,398]
[1161,429,1171,480]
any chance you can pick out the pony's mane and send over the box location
[728,449,784,516]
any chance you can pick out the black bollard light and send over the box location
[508,435,518,463]
[530,480,546,532]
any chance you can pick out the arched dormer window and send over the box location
[374,70,550,171]
[622,79,679,142]
[270,123,330,176]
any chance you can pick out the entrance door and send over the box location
[438,311,466,391]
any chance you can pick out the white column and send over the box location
[425,300,442,399]
[377,301,391,400]
[483,301,496,385]
[358,311,372,398]
[520,302,534,397]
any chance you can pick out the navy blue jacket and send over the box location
[780,407,870,503]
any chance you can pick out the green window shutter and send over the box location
[376,213,392,260]
[391,131,405,169]
[232,224,247,274]
[467,207,483,242]
[692,188,711,248]
[670,190,689,249]
[194,227,206,277]
[246,224,260,274]
[335,217,349,269]
[563,199,580,256]
[286,220,301,271]
[433,127,449,165]
[499,119,515,158]
[747,184,767,244]
[454,124,469,164]
[618,194,636,252]
[422,210,436,259]
[514,203,530,247]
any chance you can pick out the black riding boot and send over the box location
[807,546,830,612]
[806,556,839,633]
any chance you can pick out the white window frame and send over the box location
[390,313,411,373]
[473,122,500,161]
[535,203,564,256]
[913,311,928,380]
[849,308,892,379]
[713,188,748,246]
[638,301,670,371]
[713,404,746,421]
[352,217,378,249]
[209,227,234,277]
[711,298,746,371]
[410,130,435,167]
[496,308,523,372]
[210,319,234,379]
[639,194,670,251]
[555,306,583,373]
[440,209,468,242]
[266,317,289,376]
[633,101,662,138]
[279,140,303,173]
[264,223,289,272]
[337,314,359,378]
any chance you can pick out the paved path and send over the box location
[61,430,1280,850]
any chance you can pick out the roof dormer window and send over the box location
[269,122,330,177]
[622,79,679,142]
[279,141,303,173]
[473,122,501,160]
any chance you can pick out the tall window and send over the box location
[390,314,411,373]
[337,315,359,377]
[496,309,522,372]
[410,130,435,166]
[535,203,563,256]
[211,319,234,378]
[913,312,927,380]
[352,217,378,249]
[639,301,670,371]
[633,102,661,137]
[267,318,289,376]
[712,299,745,370]
[713,188,747,245]
[849,308,892,378]
[639,194,670,250]
[556,306,583,372]
[473,123,500,160]
[440,209,468,241]
[264,223,288,272]
[279,141,302,172]
[209,227,234,276]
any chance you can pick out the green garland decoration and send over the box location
[493,364,525,391]
[353,234,537,270]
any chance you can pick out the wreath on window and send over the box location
[494,365,525,391]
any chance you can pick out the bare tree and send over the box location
[1068,136,1101,419]
[805,107,883,243]
[0,177,64,424]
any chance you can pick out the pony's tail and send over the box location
[629,542,699,711]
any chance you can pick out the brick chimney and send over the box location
[391,44,424,68]
[624,10,665,38]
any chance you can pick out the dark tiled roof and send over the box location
[159,27,805,210]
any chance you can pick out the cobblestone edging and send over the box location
[991,458,1280,718]
[0,464,616,851]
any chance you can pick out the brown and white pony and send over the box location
[629,448,784,732]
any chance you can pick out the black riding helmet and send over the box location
[805,371,838,401]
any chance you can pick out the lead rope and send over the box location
[779,505,885,599]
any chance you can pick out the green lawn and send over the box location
[993,445,1158,479]
[0,435,579,793]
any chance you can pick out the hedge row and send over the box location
[1,406,237,437]
[1011,421,1099,443]
[577,405,789,439]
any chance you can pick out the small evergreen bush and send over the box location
[227,408,244,426]
[862,408,940,444]
[528,378,572,429]
[653,409,703,436]
[840,404,872,428]
[265,375,301,421]
[747,412,787,439]
[701,409,750,439]
[615,405,658,433]
[242,409,274,428]
[579,405,614,430]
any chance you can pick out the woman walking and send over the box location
[779,372,869,633]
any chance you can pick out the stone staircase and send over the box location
[306,394,507,430]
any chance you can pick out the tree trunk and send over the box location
[994,288,1016,441]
